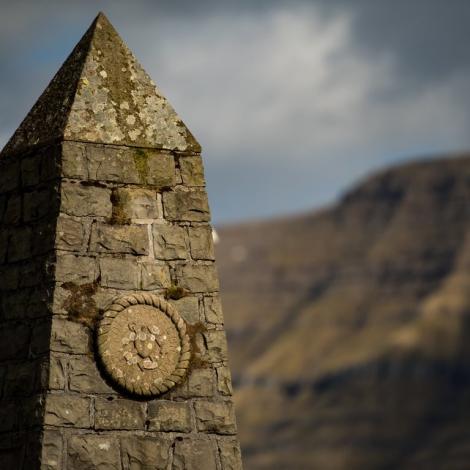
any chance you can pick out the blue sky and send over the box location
[1,1,470,223]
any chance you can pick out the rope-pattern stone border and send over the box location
[96,293,191,397]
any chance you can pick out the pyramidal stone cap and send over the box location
[1,12,201,158]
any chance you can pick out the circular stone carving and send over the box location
[96,293,190,397]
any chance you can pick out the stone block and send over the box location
[7,226,32,262]
[112,187,158,220]
[141,262,171,290]
[21,155,42,186]
[0,159,19,193]
[24,188,56,222]
[90,223,149,255]
[0,323,29,360]
[177,264,219,293]
[100,258,140,290]
[50,318,90,354]
[0,229,7,263]
[3,361,37,398]
[145,150,176,187]
[30,320,52,355]
[87,145,139,183]
[194,400,237,435]
[0,403,18,433]
[173,439,218,470]
[56,216,87,251]
[204,296,224,324]
[94,398,145,430]
[121,436,171,470]
[67,435,120,470]
[44,394,91,427]
[68,355,114,394]
[147,400,192,432]
[217,366,234,396]
[218,439,243,470]
[32,220,56,256]
[153,223,188,260]
[55,254,98,284]
[189,225,215,260]
[41,429,63,470]
[204,330,229,363]
[179,155,205,186]
[49,354,66,390]
[61,141,88,179]
[188,368,215,397]
[170,296,200,324]
[4,193,22,224]
[61,182,112,217]
[163,189,210,222]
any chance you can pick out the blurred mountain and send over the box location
[216,154,470,470]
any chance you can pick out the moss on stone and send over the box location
[110,189,131,225]
[133,149,150,183]
[165,284,187,300]
[62,280,100,328]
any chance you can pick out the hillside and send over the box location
[216,154,470,469]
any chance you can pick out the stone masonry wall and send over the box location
[40,141,242,469]
[0,143,61,468]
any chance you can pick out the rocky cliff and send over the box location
[216,154,470,469]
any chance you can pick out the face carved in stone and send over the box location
[96,294,191,397]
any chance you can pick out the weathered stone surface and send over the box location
[179,156,205,186]
[55,254,98,283]
[0,323,30,360]
[49,354,66,390]
[153,223,187,260]
[50,318,90,354]
[56,216,86,251]
[218,439,243,470]
[44,395,91,427]
[189,226,215,260]
[204,296,224,324]
[3,361,37,398]
[121,436,171,470]
[0,229,8,263]
[68,356,114,394]
[24,188,56,222]
[177,264,219,293]
[100,257,140,290]
[216,366,233,396]
[0,160,20,193]
[141,263,171,290]
[140,151,176,188]
[188,368,215,397]
[163,189,210,222]
[61,141,88,179]
[204,330,229,363]
[4,194,21,225]
[61,182,112,218]
[7,227,32,262]
[0,13,201,158]
[94,398,145,430]
[170,296,200,324]
[96,293,190,397]
[147,400,192,432]
[194,400,237,435]
[173,439,218,470]
[67,435,120,470]
[41,429,63,470]
[112,187,158,220]
[90,223,149,255]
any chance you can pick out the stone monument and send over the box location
[0,12,242,469]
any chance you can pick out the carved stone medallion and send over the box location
[96,293,191,397]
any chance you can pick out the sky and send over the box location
[1,1,470,223]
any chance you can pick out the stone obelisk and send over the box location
[0,12,242,469]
